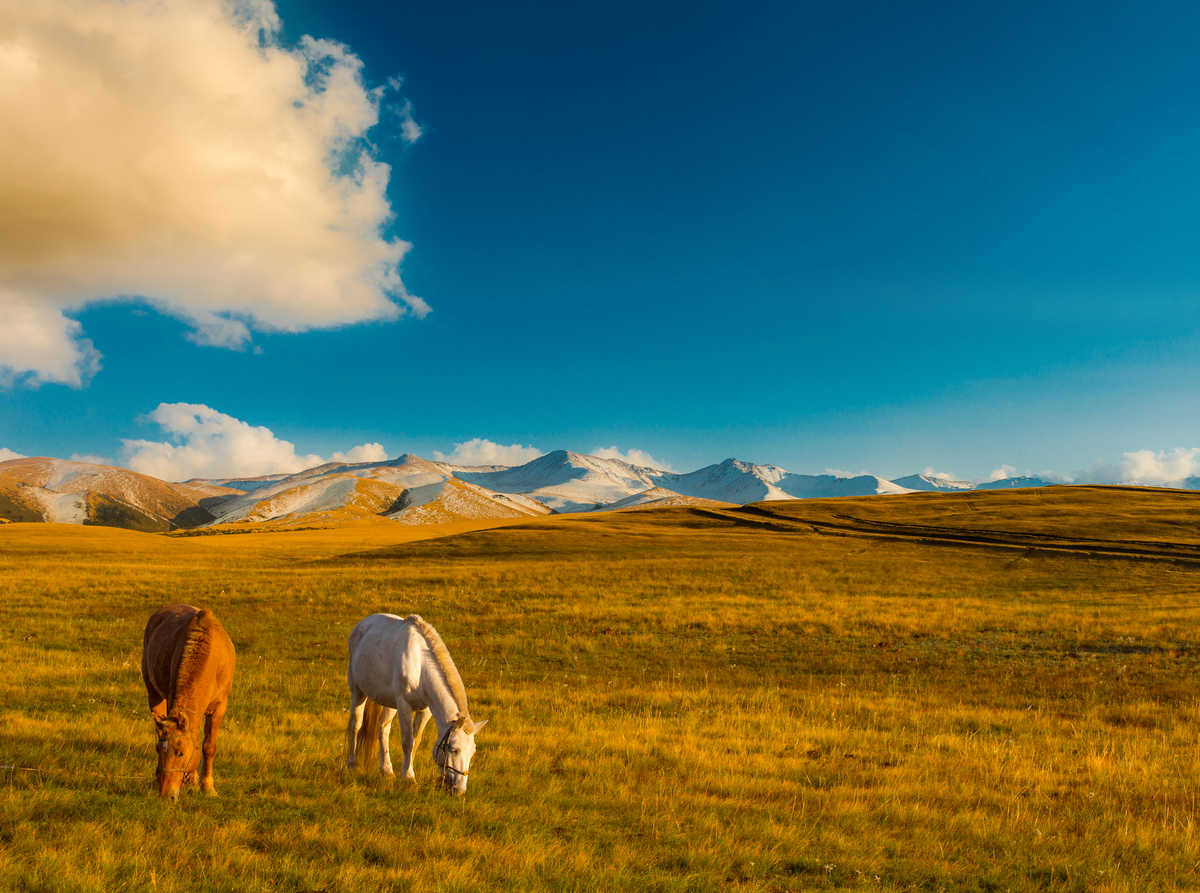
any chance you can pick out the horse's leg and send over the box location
[396,703,417,781]
[378,705,398,778]
[199,702,226,796]
[410,708,432,778]
[346,684,367,770]
[144,678,167,787]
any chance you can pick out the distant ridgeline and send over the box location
[0,452,1079,532]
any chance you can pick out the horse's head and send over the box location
[434,716,487,795]
[154,713,199,801]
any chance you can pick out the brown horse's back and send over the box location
[142,604,235,717]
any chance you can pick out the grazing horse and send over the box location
[346,613,487,795]
[141,605,236,801]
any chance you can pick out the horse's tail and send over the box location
[355,699,383,765]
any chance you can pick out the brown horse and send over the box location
[141,605,236,800]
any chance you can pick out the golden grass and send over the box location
[2,488,1200,890]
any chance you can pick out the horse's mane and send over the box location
[170,610,212,710]
[405,614,470,720]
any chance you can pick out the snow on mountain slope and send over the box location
[776,473,913,498]
[31,489,88,523]
[203,454,551,526]
[891,473,974,492]
[0,457,237,530]
[605,487,733,511]
[459,454,914,509]
[387,478,552,525]
[650,458,797,504]
[455,450,659,512]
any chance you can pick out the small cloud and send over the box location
[70,453,111,466]
[330,442,388,463]
[1039,469,1075,484]
[921,466,960,482]
[183,313,252,350]
[433,438,543,467]
[0,447,25,462]
[398,99,422,143]
[592,445,674,471]
[988,464,1017,482]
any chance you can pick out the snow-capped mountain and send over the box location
[650,458,796,503]
[455,450,659,512]
[200,454,549,526]
[891,473,974,492]
[973,476,1056,490]
[649,460,912,503]
[780,473,912,498]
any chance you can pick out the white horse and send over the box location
[345,613,487,794]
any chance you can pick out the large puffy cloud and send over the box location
[0,0,425,386]
[592,445,674,471]
[1081,448,1200,487]
[433,438,544,467]
[121,403,386,481]
[0,447,25,462]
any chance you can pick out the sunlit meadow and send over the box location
[1,487,1199,890]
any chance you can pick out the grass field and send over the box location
[1,486,1199,891]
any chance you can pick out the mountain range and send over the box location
[0,451,1062,532]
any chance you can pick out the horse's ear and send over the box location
[472,719,488,734]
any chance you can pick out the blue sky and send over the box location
[3,0,1200,482]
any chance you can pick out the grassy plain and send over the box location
[1,486,1199,890]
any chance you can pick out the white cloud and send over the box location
[1080,448,1200,487]
[0,0,425,387]
[330,443,388,464]
[70,454,112,466]
[0,291,101,387]
[592,446,674,471]
[0,447,25,462]
[433,438,543,467]
[921,466,961,482]
[988,464,1017,482]
[120,402,383,481]
[398,99,423,144]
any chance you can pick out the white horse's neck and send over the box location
[417,644,463,738]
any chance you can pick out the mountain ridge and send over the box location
[0,451,1075,533]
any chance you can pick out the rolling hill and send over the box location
[0,457,237,531]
